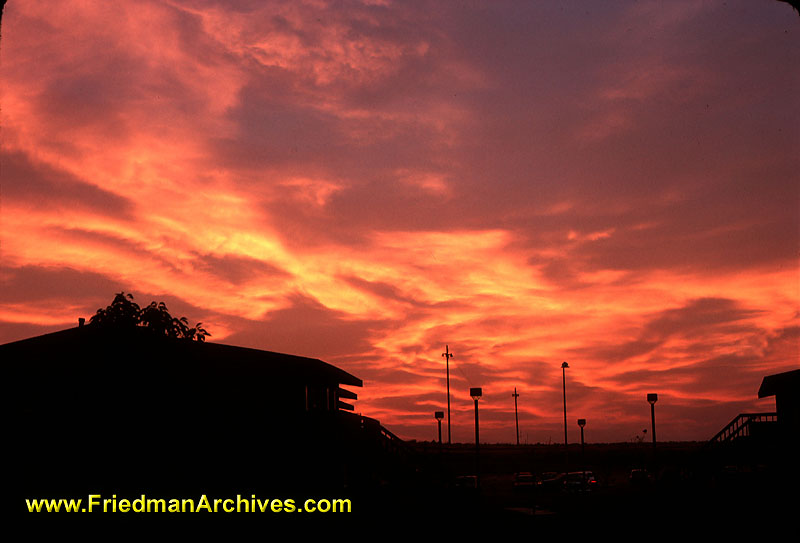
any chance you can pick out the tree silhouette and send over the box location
[89,292,140,329]
[90,292,210,341]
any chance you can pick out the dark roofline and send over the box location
[195,340,363,387]
[758,368,800,399]
[0,324,362,387]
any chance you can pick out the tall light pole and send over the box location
[577,419,586,478]
[442,346,454,444]
[435,411,444,445]
[561,362,569,446]
[513,387,520,446]
[647,393,658,452]
[471,387,482,482]
[562,361,570,473]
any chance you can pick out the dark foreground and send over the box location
[17,440,797,534]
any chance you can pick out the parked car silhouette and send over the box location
[564,471,598,492]
[629,468,653,487]
[537,472,566,493]
[513,471,536,493]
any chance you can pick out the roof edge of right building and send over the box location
[758,368,800,398]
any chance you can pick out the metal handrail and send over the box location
[710,412,777,443]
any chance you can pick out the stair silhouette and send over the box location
[710,412,777,443]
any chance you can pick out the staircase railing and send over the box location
[710,412,777,443]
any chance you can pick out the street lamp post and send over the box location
[513,387,520,446]
[471,387,482,482]
[442,346,454,444]
[435,411,444,445]
[647,393,658,454]
[577,419,586,478]
[562,362,569,447]
[562,361,570,473]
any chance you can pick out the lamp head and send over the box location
[647,393,658,404]
[470,387,482,400]
[562,361,569,369]
[434,411,444,420]
[577,418,586,428]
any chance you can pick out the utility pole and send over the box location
[513,387,520,445]
[442,345,454,444]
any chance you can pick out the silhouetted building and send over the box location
[5,322,398,495]
[709,367,800,476]
[758,368,800,444]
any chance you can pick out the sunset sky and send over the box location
[1,0,798,444]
